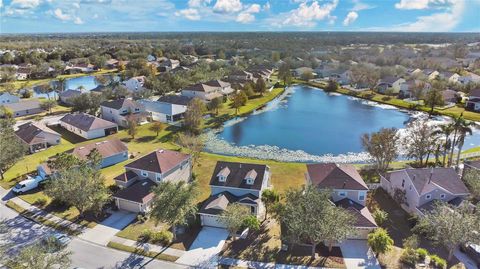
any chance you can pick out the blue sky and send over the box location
[0,0,479,33]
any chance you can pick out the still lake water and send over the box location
[33,75,107,99]
[206,85,480,163]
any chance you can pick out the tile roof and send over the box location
[125,149,190,174]
[60,113,117,132]
[209,161,268,191]
[71,138,127,160]
[335,199,377,228]
[15,122,60,145]
[113,179,156,203]
[307,163,368,190]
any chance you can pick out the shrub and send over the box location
[136,214,147,223]
[140,229,152,241]
[400,248,418,267]
[382,96,392,101]
[416,248,428,260]
[151,230,173,245]
[402,235,419,249]
[33,197,48,207]
[372,209,388,226]
[242,215,260,231]
[430,255,447,269]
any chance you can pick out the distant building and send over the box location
[1,99,43,118]
[0,92,20,104]
[123,76,146,93]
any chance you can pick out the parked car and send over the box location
[12,175,44,194]
[460,243,480,267]
[42,233,71,252]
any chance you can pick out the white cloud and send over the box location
[188,0,211,7]
[343,11,358,26]
[74,16,84,24]
[175,8,201,20]
[10,0,40,9]
[392,0,465,31]
[351,0,375,11]
[73,2,80,8]
[0,0,3,8]
[263,1,270,11]
[244,3,260,13]
[213,0,243,13]
[394,0,454,10]
[53,8,70,21]
[236,3,261,23]
[282,0,338,27]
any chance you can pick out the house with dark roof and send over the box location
[198,161,270,228]
[138,95,192,124]
[72,138,128,168]
[380,168,470,216]
[15,122,61,153]
[1,99,43,118]
[112,149,192,213]
[59,89,82,105]
[59,113,118,140]
[466,88,480,112]
[100,98,147,128]
[376,76,406,94]
[205,80,234,96]
[180,83,223,102]
[306,163,377,239]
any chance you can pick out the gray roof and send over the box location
[59,89,81,98]
[199,191,259,215]
[100,98,143,110]
[3,99,41,112]
[157,95,192,106]
[60,113,117,132]
[209,161,268,191]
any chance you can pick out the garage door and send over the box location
[117,199,141,213]
[201,215,226,228]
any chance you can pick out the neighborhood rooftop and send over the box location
[71,138,127,160]
[307,163,369,190]
[125,149,190,174]
[209,161,268,190]
[60,113,117,132]
[15,122,60,145]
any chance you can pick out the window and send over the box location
[141,171,148,177]
[426,194,432,200]
[250,206,255,214]
[338,191,346,197]
[246,178,254,185]
[218,175,226,182]
[440,194,446,199]
[358,192,365,201]
[401,179,405,188]
[156,173,162,181]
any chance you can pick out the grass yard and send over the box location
[220,219,345,268]
[106,241,179,262]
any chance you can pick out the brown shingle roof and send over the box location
[199,191,259,215]
[335,199,377,228]
[307,163,368,190]
[183,83,218,93]
[403,168,469,195]
[114,170,138,183]
[71,138,127,160]
[205,80,230,88]
[60,113,117,132]
[15,122,60,145]
[113,179,156,203]
[125,149,190,174]
[209,161,268,191]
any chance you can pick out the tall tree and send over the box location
[433,124,454,167]
[278,63,292,87]
[231,91,248,115]
[361,128,399,172]
[149,122,165,137]
[40,99,57,114]
[184,98,206,134]
[402,119,436,166]
[176,133,204,166]
[424,88,444,116]
[0,117,27,180]
[448,115,473,167]
[420,203,480,261]
[150,181,198,240]
[220,203,250,241]
[255,78,267,95]
[209,97,223,115]
[261,189,280,222]
[127,118,138,139]
[462,168,480,198]
[367,228,394,258]
[454,119,474,167]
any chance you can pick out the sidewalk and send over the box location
[110,236,185,257]
[219,257,328,269]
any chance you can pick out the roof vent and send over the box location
[158,150,164,153]
[141,181,148,186]
[95,142,101,145]
[79,147,85,150]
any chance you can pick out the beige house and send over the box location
[113,149,192,213]
[306,163,377,239]
[15,122,61,153]
[380,168,470,216]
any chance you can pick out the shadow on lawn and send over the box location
[48,125,87,144]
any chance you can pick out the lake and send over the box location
[205,85,480,163]
[33,75,114,99]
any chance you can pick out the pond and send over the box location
[205,85,480,163]
[33,75,116,99]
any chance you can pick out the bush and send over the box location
[151,230,173,245]
[400,248,418,267]
[242,215,260,231]
[416,248,428,260]
[382,96,392,101]
[140,229,152,241]
[137,214,147,223]
[403,235,419,249]
[430,255,447,269]
[33,197,48,207]
[372,209,388,226]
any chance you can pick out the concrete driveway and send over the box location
[79,210,136,246]
[454,248,479,269]
[176,227,229,268]
[340,240,381,269]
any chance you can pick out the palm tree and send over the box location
[57,77,66,92]
[448,114,464,166]
[433,123,454,167]
[454,120,474,168]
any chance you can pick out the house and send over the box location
[399,80,431,99]
[138,95,192,123]
[15,122,61,153]
[440,89,458,104]
[205,80,234,96]
[439,71,460,84]
[376,76,406,94]
[71,138,128,168]
[64,63,95,74]
[100,98,147,128]
[306,163,377,239]
[466,88,480,112]
[59,89,82,105]
[123,76,146,93]
[380,168,470,216]
[293,67,315,78]
[181,83,223,102]
[199,161,270,228]
[16,67,31,80]
[59,113,118,139]
[159,59,180,72]
[105,59,119,69]
[0,92,20,104]
[459,72,480,85]
[229,70,254,81]
[421,69,440,80]
[2,99,43,117]
[113,149,192,213]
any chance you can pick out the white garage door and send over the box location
[117,199,141,213]
[201,214,226,228]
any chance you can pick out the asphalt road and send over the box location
[0,200,185,269]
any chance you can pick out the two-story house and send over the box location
[205,80,234,96]
[306,163,377,239]
[138,95,192,124]
[198,161,270,228]
[376,76,406,94]
[112,149,192,213]
[380,168,470,216]
[100,98,147,128]
[181,83,223,102]
[123,76,146,93]
[466,88,480,112]
[0,92,20,104]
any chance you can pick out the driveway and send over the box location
[176,227,229,268]
[340,240,381,269]
[454,248,479,269]
[79,210,136,246]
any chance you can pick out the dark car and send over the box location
[460,243,480,268]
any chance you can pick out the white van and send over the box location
[12,176,44,194]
